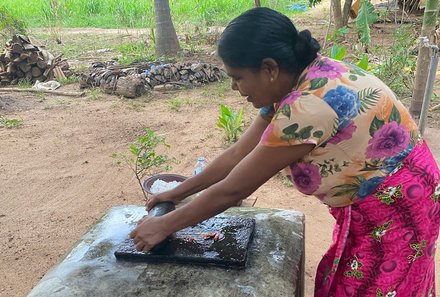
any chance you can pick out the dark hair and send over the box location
[218,7,320,74]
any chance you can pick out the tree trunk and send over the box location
[153,0,180,57]
[255,0,261,7]
[409,0,439,118]
[332,0,344,30]
[342,0,353,25]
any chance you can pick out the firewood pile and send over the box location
[79,61,227,98]
[0,34,70,86]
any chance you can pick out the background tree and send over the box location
[409,0,439,118]
[255,0,261,7]
[154,0,180,57]
[311,0,353,30]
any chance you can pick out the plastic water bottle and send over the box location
[194,156,207,176]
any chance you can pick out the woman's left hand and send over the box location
[129,216,171,252]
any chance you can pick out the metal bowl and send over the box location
[142,173,187,195]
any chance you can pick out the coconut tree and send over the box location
[409,0,439,118]
[255,0,261,6]
[153,0,180,57]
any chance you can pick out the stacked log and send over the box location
[79,61,227,98]
[0,34,69,86]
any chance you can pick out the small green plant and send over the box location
[112,128,173,200]
[168,98,182,111]
[116,41,155,65]
[88,88,102,101]
[355,0,378,47]
[370,25,417,98]
[0,116,23,128]
[216,104,244,144]
[59,75,79,85]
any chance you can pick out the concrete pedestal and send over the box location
[28,206,305,297]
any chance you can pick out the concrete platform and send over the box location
[27,206,305,297]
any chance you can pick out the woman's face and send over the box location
[224,64,276,108]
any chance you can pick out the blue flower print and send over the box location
[357,176,385,198]
[381,144,414,174]
[324,86,360,129]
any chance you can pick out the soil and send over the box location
[1,4,440,297]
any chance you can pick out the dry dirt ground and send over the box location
[1,5,440,297]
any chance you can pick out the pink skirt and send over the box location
[315,141,440,297]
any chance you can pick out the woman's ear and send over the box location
[261,58,280,82]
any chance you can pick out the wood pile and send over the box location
[0,34,70,86]
[79,61,227,98]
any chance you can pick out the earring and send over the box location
[270,78,274,82]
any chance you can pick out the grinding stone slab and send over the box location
[114,216,255,269]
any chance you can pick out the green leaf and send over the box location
[310,77,328,90]
[330,45,346,61]
[297,126,314,140]
[282,123,299,135]
[369,116,385,136]
[389,105,401,124]
[356,0,378,45]
[313,130,324,138]
[357,54,369,70]
[281,104,291,118]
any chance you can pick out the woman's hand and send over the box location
[129,216,171,252]
[146,191,177,211]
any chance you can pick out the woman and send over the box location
[130,7,440,296]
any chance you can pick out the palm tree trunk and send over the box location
[154,0,180,57]
[255,0,261,7]
[409,0,439,118]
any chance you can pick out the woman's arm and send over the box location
[132,141,314,251]
[147,115,270,206]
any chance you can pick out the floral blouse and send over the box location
[260,56,420,207]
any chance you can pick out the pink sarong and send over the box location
[315,141,440,297]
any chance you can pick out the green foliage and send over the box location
[216,104,244,144]
[58,75,79,85]
[0,4,26,41]
[355,0,378,46]
[370,25,417,98]
[168,98,182,112]
[2,0,304,29]
[357,54,369,70]
[0,116,23,129]
[329,44,346,60]
[116,41,155,65]
[112,128,172,200]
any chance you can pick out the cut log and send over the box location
[53,66,66,80]
[6,63,16,73]
[36,60,47,69]
[115,76,148,98]
[19,61,31,73]
[25,72,33,81]
[23,43,36,51]
[3,51,11,63]
[19,52,30,60]
[16,70,25,78]
[31,66,43,77]
[27,52,39,65]
[11,43,23,54]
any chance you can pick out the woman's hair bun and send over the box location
[294,30,321,67]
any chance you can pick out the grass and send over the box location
[0,116,23,128]
[2,0,308,29]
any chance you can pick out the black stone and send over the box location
[114,216,255,269]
